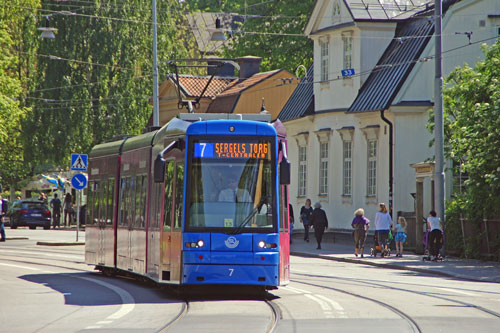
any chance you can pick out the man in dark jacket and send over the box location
[311,202,328,249]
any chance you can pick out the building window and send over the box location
[343,140,352,195]
[342,31,352,70]
[319,142,329,195]
[367,140,377,196]
[320,38,329,82]
[298,145,307,196]
[332,1,341,24]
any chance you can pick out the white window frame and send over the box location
[298,145,307,197]
[342,31,352,70]
[343,140,352,196]
[320,37,329,82]
[319,142,329,195]
[367,140,377,196]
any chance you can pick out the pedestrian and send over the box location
[300,199,313,242]
[311,202,328,250]
[63,193,73,226]
[426,210,443,261]
[38,192,48,205]
[374,203,392,257]
[351,208,370,258]
[0,195,7,242]
[50,193,62,229]
[289,203,294,244]
[393,216,407,257]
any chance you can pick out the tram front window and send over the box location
[187,139,275,233]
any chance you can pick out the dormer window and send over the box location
[332,1,341,24]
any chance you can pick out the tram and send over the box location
[85,113,291,289]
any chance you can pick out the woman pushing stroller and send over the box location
[351,208,370,258]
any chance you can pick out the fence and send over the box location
[460,216,500,258]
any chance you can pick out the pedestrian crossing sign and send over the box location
[71,154,88,171]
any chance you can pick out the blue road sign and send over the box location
[341,68,355,77]
[71,173,87,190]
[71,154,88,171]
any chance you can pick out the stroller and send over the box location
[422,229,444,261]
[370,231,391,257]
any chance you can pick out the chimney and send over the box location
[237,56,262,79]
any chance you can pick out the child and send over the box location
[393,216,407,257]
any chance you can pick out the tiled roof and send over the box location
[278,65,314,122]
[217,70,282,97]
[172,75,237,98]
[345,0,433,21]
[348,16,434,113]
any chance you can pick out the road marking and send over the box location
[0,262,41,271]
[315,294,348,318]
[97,321,113,324]
[438,288,477,297]
[284,286,311,294]
[1,249,82,260]
[75,275,135,329]
[304,294,331,311]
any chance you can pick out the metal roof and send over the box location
[346,0,433,20]
[277,65,314,122]
[348,16,434,113]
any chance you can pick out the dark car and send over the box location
[7,200,51,230]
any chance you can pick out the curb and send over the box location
[36,241,85,246]
[291,251,487,283]
[2,237,29,241]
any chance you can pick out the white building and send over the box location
[279,0,500,229]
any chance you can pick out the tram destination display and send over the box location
[194,141,270,160]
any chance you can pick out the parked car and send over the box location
[7,200,51,230]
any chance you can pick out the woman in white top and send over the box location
[426,210,444,260]
[374,203,392,257]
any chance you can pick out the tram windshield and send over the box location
[186,138,276,233]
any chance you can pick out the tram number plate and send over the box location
[228,268,234,276]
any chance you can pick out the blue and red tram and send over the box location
[85,114,291,289]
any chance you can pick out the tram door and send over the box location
[95,180,106,265]
[160,160,174,281]
[279,184,291,285]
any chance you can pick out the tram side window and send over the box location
[154,182,162,229]
[87,181,94,225]
[128,176,136,228]
[135,175,147,229]
[119,177,128,226]
[163,161,174,231]
[107,178,115,225]
[94,181,101,224]
[174,162,184,231]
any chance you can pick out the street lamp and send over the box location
[209,17,227,41]
[38,16,58,39]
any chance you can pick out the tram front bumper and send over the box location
[182,263,279,285]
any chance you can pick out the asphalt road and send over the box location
[1,229,500,332]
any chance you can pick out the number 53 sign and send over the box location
[341,68,355,77]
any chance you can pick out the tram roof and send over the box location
[89,136,131,159]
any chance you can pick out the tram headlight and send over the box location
[197,240,205,248]
[258,241,266,248]
[185,240,205,248]
[258,240,277,249]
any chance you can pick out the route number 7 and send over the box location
[228,268,234,276]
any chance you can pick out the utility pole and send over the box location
[434,0,445,253]
[152,0,160,127]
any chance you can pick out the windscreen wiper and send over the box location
[229,197,267,235]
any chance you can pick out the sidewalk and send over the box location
[290,232,500,283]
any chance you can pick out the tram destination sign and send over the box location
[194,142,270,160]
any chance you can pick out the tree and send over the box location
[22,0,194,171]
[0,0,40,192]
[187,0,314,73]
[442,40,500,219]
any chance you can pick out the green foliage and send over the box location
[0,0,40,189]
[22,0,194,171]
[441,40,500,221]
[188,0,314,73]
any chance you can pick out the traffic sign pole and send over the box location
[76,190,80,242]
